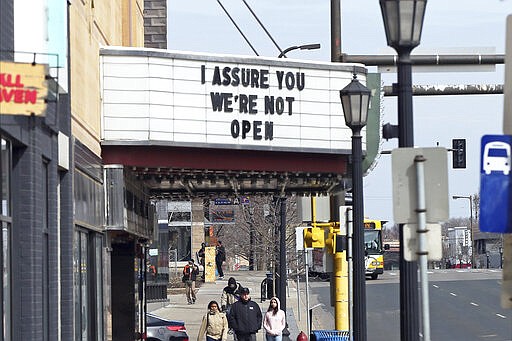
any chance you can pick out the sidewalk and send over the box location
[148,271,308,341]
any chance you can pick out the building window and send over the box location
[0,136,12,340]
[42,159,50,341]
[1,137,10,216]
[94,235,104,341]
[74,229,104,341]
[74,229,89,341]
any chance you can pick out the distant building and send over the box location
[445,226,471,267]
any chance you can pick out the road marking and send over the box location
[470,302,479,307]
[495,313,507,319]
[432,284,439,288]
[450,292,457,297]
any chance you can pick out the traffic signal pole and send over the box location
[333,247,349,330]
[308,196,350,330]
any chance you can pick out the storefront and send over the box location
[0,59,73,340]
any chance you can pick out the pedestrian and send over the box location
[263,297,286,341]
[183,259,199,304]
[198,242,206,280]
[197,300,229,341]
[216,241,226,279]
[220,277,242,313]
[228,287,262,341]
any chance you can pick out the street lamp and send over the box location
[452,195,474,268]
[278,43,321,58]
[340,74,371,341]
[379,1,427,340]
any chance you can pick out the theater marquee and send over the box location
[100,48,368,154]
[0,61,48,116]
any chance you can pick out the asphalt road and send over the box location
[305,269,511,341]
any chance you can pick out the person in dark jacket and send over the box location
[216,241,226,279]
[183,259,199,304]
[220,277,242,312]
[228,287,262,341]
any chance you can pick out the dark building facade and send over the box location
[0,0,73,339]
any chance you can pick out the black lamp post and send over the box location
[278,44,321,58]
[340,74,371,341]
[379,1,427,340]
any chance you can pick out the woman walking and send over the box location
[198,300,229,341]
[263,297,286,341]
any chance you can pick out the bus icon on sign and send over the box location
[483,141,511,175]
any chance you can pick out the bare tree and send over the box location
[382,223,399,241]
[210,195,301,274]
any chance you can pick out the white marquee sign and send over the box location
[100,48,367,154]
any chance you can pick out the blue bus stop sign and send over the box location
[480,135,512,233]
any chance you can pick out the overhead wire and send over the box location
[216,0,259,56]
[241,0,284,57]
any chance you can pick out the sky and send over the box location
[168,0,511,225]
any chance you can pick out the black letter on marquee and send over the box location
[231,120,240,138]
[212,66,221,85]
[285,72,295,90]
[260,70,269,89]
[239,94,249,113]
[242,120,251,139]
[265,96,274,114]
[251,68,259,88]
[223,93,233,112]
[210,92,224,111]
[249,95,257,114]
[222,67,231,86]
[232,67,240,86]
[276,97,284,115]
[276,71,284,89]
[201,65,206,84]
[296,72,305,90]
[285,97,295,115]
[264,121,273,140]
[253,121,262,140]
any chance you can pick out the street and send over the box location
[303,269,511,341]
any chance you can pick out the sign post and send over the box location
[499,14,512,310]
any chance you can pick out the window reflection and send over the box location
[0,136,12,340]
[1,138,11,216]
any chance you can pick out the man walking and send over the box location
[228,287,262,341]
[216,241,226,279]
[183,259,199,304]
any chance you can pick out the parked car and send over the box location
[146,313,188,341]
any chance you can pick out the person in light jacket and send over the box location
[198,300,229,341]
[263,297,286,341]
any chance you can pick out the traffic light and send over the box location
[325,232,336,254]
[303,227,325,248]
[452,138,466,168]
[326,226,347,254]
